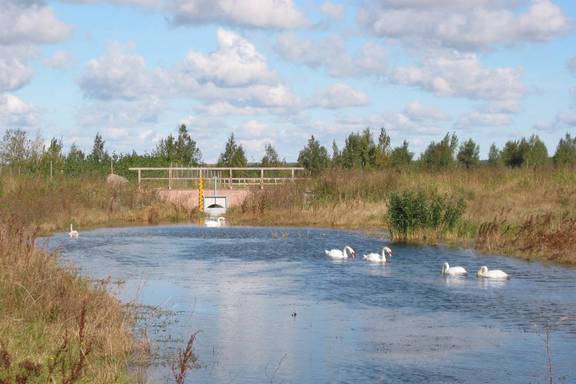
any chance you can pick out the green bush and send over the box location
[387,190,466,240]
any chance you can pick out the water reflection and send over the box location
[442,276,467,287]
[47,225,576,384]
[477,278,508,289]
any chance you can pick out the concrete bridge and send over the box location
[130,166,306,215]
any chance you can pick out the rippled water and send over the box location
[44,225,576,383]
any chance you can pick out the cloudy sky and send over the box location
[1,0,575,162]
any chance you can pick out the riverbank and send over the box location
[0,174,194,383]
[228,167,576,265]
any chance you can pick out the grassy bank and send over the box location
[229,166,576,265]
[0,174,194,383]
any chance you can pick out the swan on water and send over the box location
[205,217,225,227]
[325,246,356,260]
[69,224,79,239]
[441,262,467,276]
[363,246,392,263]
[477,265,509,279]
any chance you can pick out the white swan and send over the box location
[325,246,356,260]
[69,224,79,239]
[363,246,392,263]
[205,217,225,227]
[477,265,509,279]
[442,262,467,276]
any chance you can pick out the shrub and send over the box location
[387,190,466,240]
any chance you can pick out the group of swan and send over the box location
[442,262,509,279]
[205,217,225,227]
[325,245,509,279]
[325,246,392,263]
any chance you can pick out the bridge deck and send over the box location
[129,166,306,189]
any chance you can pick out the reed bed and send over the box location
[229,166,576,264]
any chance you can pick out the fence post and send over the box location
[137,169,141,190]
[229,168,232,189]
[260,168,264,189]
[291,168,295,182]
[168,167,172,190]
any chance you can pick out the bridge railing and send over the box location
[129,167,307,189]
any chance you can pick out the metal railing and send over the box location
[129,167,306,189]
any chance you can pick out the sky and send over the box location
[1,0,575,163]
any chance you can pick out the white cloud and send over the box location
[557,109,576,126]
[0,2,71,46]
[392,51,525,101]
[63,0,161,7]
[79,43,171,100]
[320,2,344,19]
[183,28,276,88]
[0,94,37,127]
[78,97,164,127]
[404,101,447,121]
[170,0,307,29]
[43,51,72,69]
[79,31,300,121]
[358,0,569,50]
[0,58,33,92]
[313,83,369,109]
[457,111,512,127]
[275,33,387,77]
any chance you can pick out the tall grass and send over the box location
[0,218,133,383]
[0,174,196,383]
[386,191,466,241]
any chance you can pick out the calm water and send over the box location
[44,225,576,383]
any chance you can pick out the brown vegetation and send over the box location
[0,174,197,383]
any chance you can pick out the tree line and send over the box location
[297,129,576,175]
[1,124,575,178]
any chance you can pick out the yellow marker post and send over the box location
[198,175,204,213]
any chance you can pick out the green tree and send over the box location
[45,137,64,161]
[154,134,177,163]
[487,143,502,166]
[501,136,548,168]
[0,129,31,166]
[331,140,342,167]
[174,124,201,166]
[297,135,330,176]
[553,133,576,166]
[501,140,526,168]
[64,144,86,176]
[375,128,391,167]
[87,133,109,164]
[420,133,458,169]
[390,140,413,168]
[457,139,480,169]
[524,135,548,166]
[217,133,247,167]
[340,128,378,169]
[260,143,283,167]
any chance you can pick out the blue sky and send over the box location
[1,0,575,162]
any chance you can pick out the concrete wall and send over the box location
[157,189,251,210]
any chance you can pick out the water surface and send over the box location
[46,225,576,383]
